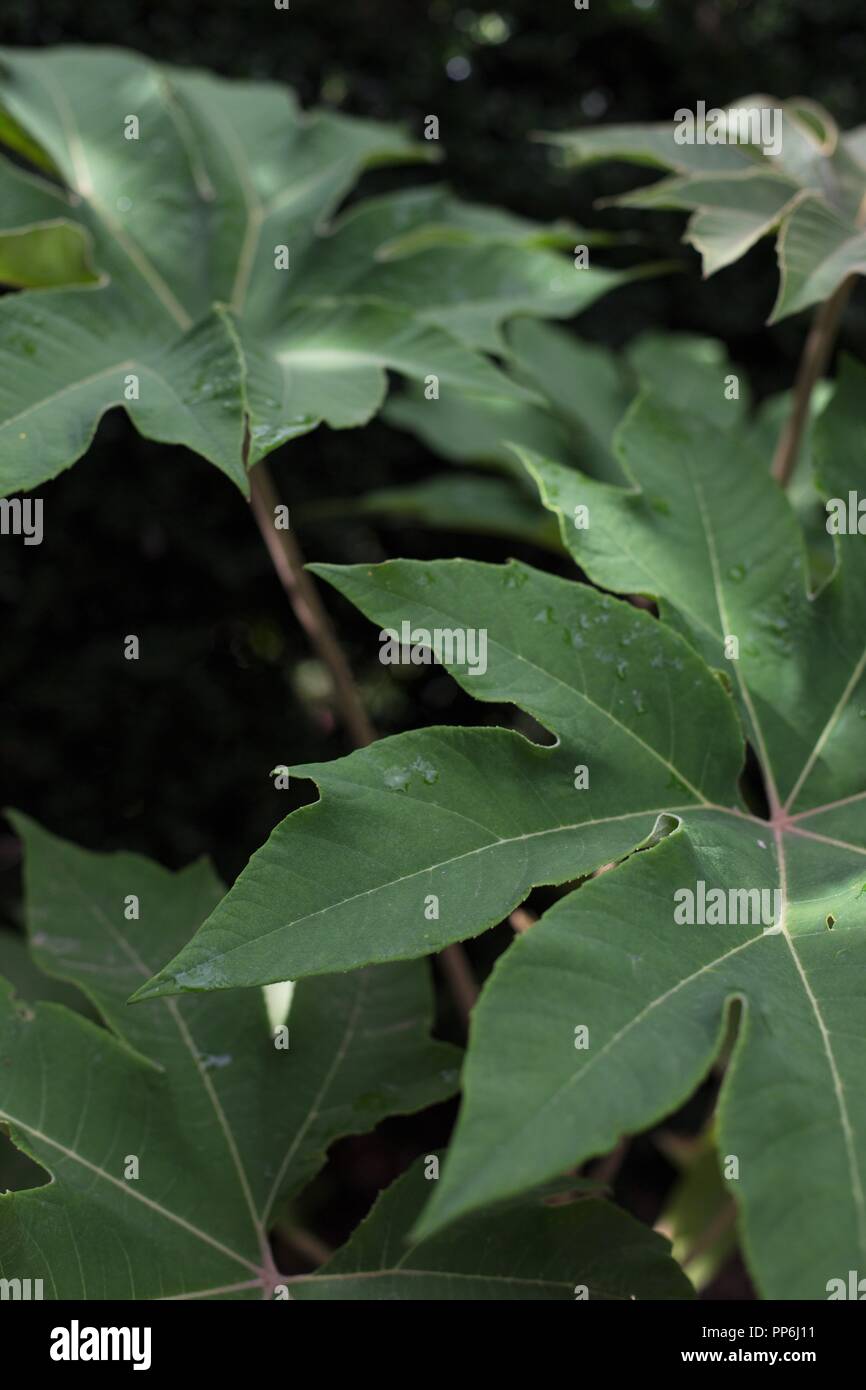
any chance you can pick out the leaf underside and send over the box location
[547,94,866,320]
[0,45,632,497]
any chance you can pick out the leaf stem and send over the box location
[437,939,480,1023]
[588,1137,629,1190]
[276,1222,334,1268]
[248,457,477,1029]
[509,907,537,933]
[249,459,376,748]
[771,274,855,486]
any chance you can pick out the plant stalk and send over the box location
[771,274,855,486]
[437,939,480,1022]
[276,1222,334,1268]
[249,459,376,748]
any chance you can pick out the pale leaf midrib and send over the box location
[161,804,697,979]
[774,824,866,1258]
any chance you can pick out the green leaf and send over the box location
[0,814,458,1299]
[0,219,98,290]
[385,323,743,496]
[523,381,866,810]
[324,190,636,356]
[772,194,866,321]
[289,1157,693,1300]
[385,319,632,484]
[625,331,748,428]
[507,319,634,479]
[744,381,835,587]
[614,169,801,279]
[549,95,866,319]
[0,927,94,1017]
[0,46,592,497]
[414,803,866,1302]
[312,473,565,552]
[133,555,743,996]
[545,122,756,177]
[140,376,866,1298]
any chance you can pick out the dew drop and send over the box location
[504,566,528,589]
[384,767,411,792]
[200,1053,232,1070]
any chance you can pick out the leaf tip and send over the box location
[127,975,175,1005]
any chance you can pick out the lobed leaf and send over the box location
[134,555,743,997]
[548,95,866,319]
[0,814,458,1298]
[0,46,626,497]
[136,379,866,1299]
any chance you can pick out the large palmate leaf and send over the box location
[0,814,460,1299]
[137,364,866,1298]
[0,46,631,497]
[549,95,866,319]
[0,817,691,1301]
[412,373,866,1296]
[135,555,743,992]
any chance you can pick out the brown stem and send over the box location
[249,460,376,748]
[509,907,537,934]
[248,457,477,1028]
[436,940,479,1024]
[771,274,855,487]
[589,1137,629,1190]
[275,1222,334,1268]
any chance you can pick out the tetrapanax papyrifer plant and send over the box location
[4,62,866,1303]
[134,352,866,1300]
[0,44,638,497]
[130,110,866,1299]
[0,43,639,747]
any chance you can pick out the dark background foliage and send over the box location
[2,0,862,1295]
